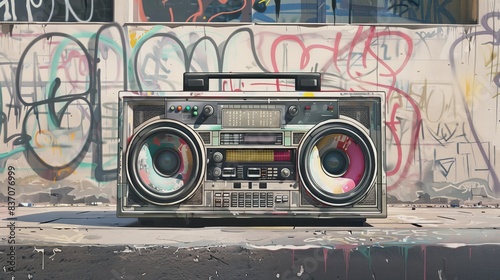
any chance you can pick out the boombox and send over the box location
[117,73,386,224]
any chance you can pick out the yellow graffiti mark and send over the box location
[57,167,75,178]
[463,77,483,105]
[129,29,152,48]
[34,130,54,148]
[129,31,139,48]
[483,45,498,67]
[53,167,76,182]
[464,78,472,104]
[52,144,63,156]
[302,92,315,97]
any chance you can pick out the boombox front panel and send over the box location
[118,91,386,219]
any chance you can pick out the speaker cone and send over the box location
[126,119,206,205]
[298,119,377,206]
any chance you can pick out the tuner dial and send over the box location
[203,105,214,117]
[212,152,224,163]
[288,105,299,116]
[212,167,222,177]
[280,168,291,179]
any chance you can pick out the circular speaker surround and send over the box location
[297,118,377,207]
[126,119,206,206]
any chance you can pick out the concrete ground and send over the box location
[1,205,500,279]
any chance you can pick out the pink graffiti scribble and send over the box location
[269,26,422,191]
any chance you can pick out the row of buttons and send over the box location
[214,192,232,208]
[275,195,289,203]
[169,105,199,116]
[214,192,288,208]
[263,168,279,179]
[167,104,214,117]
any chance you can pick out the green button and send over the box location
[192,111,198,116]
[185,105,191,111]
[193,105,198,111]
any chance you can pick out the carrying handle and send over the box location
[183,72,321,91]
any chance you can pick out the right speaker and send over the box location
[295,95,386,217]
[298,118,378,206]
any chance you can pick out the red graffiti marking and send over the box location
[186,0,204,22]
[136,0,149,22]
[269,26,422,190]
[209,0,248,22]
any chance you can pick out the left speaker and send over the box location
[125,119,206,206]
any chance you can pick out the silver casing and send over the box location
[117,91,386,220]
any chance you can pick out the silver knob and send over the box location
[288,105,299,116]
[213,152,223,163]
[280,168,291,178]
[203,105,214,116]
[212,167,222,177]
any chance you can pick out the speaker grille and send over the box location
[339,106,370,129]
[300,188,323,207]
[198,132,211,145]
[182,187,203,205]
[356,187,376,205]
[300,186,376,207]
[133,105,165,129]
[293,133,305,145]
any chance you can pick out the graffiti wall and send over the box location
[0,0,498,205]
[0,0,113,22]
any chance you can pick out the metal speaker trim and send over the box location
[125,119,206,206]
[297,118,377,207]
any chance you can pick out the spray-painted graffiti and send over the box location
[385,0,477,24]
[1,23,126,203]
[14,24,126,181]
[133,0,476,24]
[0,0,113,22]
[134,0,336,23]
[0,1,499,204]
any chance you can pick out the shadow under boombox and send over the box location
[117,73,386,226]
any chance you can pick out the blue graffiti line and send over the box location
[449,11,500,193]
[0,146,25,161]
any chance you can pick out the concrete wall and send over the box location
[0,0,499,205]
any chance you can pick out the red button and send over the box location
[327,105,334,111]
[304,105,311,110]
[177,106,183,111]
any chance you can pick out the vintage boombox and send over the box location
[117,73,386,224]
